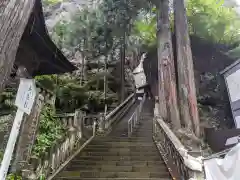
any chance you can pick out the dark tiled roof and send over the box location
[20,0,77,76]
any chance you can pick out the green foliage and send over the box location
[0,89,17,113]
[227,45,240,59]
[32,105,66,157]
[6,174,22,180]
[35,75,57,91]
[51,0,154,58]
[42,0,62,6]
[39,174,46,180]
[0,150,3,161]
[187,0,240,44]
[130,7,157,48]
[129,0,240,49]
[56,82,88,112]
[52,9,114,59]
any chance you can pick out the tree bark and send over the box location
[104,55,108,116]
[0,0,35,92]
[159,0,181,129]
[156,0,167,120]
[120,33,126,102]
[174,0,200,136]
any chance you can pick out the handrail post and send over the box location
[128,121,131,137]
[93,121,97,136]
[75,110,84,139]
[98,113,105,133]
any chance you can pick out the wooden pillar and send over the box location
[174,0,200,136]
[158,0,181,129]
[0,0,36,92]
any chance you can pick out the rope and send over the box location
[203,147,233,161]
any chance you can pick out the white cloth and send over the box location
[136,88,144,94]
[204,143,240,180]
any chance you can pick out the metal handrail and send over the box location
[128,94,146,137]
[98,93,135,132]
[105,93,134,121]
[153,103,204,180]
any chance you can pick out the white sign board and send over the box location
[235,116,240,129]
[226,69,240,102]
[0,78,37,180]
[15,78,37,115]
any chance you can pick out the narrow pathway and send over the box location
[54,99,171,180]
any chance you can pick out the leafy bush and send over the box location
[6,174,22,180]
[32,105,66,157]
[35,75,57,91]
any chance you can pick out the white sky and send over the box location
[236,0,240,5]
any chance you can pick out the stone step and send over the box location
[56,178,171,180]
[76,155,161,161]
[90,140,154,144]
[53,100,171,180]
[79,151,160,156]
[69,160,165,166]
[65,164,167,172]
[87,142,155,147]
[83,147,158,152]
[93,137,153,141]
[58,171,170,178]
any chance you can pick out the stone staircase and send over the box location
[54,100,171,180]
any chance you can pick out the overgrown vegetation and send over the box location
[32,105,66,157]
[187,0,240,45]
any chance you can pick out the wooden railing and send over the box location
[128,94,145,137]
[21,110,97,180]
[153,103,204,180]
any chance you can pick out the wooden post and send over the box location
[174,0,200,136]
[158,0,181,129]
[0,0,36,92]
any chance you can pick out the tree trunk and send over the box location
[80,39,85,86]
[104,55,107,115]
[0,0,35,92]
[159,0,181,129]
[96,59,100,90]
[174,0,200,136]
[156,1,167,120]
[120,33,126,102]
